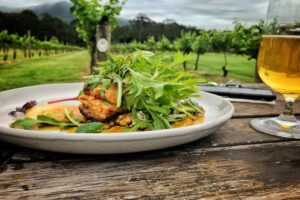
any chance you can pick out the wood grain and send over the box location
[233,101,300,117]
[0,141,300,199]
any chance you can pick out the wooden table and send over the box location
[0,84,300,199]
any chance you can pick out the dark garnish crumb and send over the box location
[9,100,37,116]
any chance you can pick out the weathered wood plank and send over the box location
[0,142,13,173]
[9,117,294,163]
[233,100,300,117]
[1,141,300,199]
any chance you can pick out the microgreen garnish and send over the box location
[64,107,104,133]
[82,51,205,131]
[114,76,123,107]
[64,107,81,127]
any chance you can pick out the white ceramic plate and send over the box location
[0,83,234,154]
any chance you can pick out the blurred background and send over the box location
[0,0,269,91]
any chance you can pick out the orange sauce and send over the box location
[105,126,126,133]
[38,126,62,132]
[172,115,204,128]
[25,104,85,123]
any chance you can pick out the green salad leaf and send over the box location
[11,113,104,133]
[76,122,104,133]
[36,115,71,127]
[64,107,104,133]
[11,118,41,130]
[11,115,71,130]
[64,107,81,127]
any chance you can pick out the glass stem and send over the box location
[278,96,297,122]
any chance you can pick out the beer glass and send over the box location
[250,0,300,138]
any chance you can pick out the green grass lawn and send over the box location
[0,51,90,91]
[189,53,256,83]
[0,50,256,92]
[158,52,256,83]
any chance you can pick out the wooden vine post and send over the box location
[91,16,111,73]
[28,30,31,59]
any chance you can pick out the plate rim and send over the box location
[0,83,234,141]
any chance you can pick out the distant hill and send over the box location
[29,1,75,22]
[0,1,75,22]
[0,6,18,13]
[118,17,130,26]
[0,1,129,25]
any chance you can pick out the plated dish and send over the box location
[9,51,205,133]
[0,52,234,154]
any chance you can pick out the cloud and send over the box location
[0,0,268,29]
[0,0,63,7]
[121,0,268,29]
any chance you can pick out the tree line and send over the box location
[0,30,82,61]
[0,10,83,46]
[112,14,198,43]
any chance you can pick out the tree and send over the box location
[70,0,125,73]
[175,32,195,70]
[0,30,10,61]
[265,18,280,35]
[127,40,147,51]
[146,36,157,51]
[192,30,209,70]
[210,30,232,77]
[17,10,39,36]
[232,20,263,61]
[157,36,172,51]
[130,13,153,42]
[0,30,81,61]
[0,11,82,46]
[10,34,22,60]
[112,15,198,44]
[232,20,264,82]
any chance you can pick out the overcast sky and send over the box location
[0,0,268,29]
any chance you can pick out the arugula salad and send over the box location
[10,51,205,133]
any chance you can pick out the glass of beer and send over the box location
[250,0,300,138]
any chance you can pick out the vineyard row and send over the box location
[0,30,82,61]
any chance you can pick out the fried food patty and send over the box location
[79,84,123,121]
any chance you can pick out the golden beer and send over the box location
[258,35,300,95]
